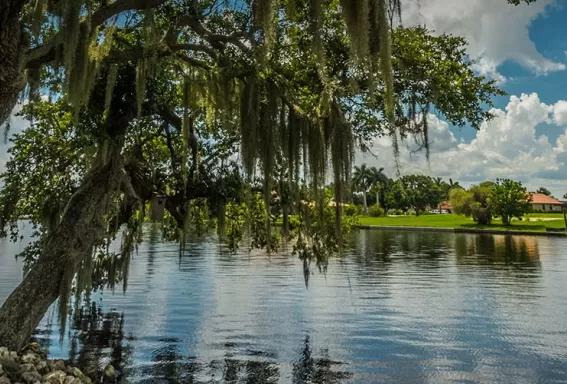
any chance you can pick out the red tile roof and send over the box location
[530,193,563,205]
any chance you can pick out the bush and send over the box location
[369,204,385,217]
[344,204,359,217]
[288,215,301,232]
[472,207,492,225]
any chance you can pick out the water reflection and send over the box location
[292,336,352,384]
[455,234,540,266]
[2,229,567,383]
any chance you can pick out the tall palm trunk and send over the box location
[0,0,28,126]
[363,191,368,213]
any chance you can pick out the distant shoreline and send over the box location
[356,225,567,237]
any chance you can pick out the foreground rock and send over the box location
[0,345,103,384]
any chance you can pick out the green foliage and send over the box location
[225,201,247,251]
[450,185,493,225]
[1,0,507,283]
[293,200,359,265]
[489,179,531,225]
[368,204,385,217]
[397,175,444,215]
[344,204,359,216]
[0,99,91,241]
[535,187,552,197]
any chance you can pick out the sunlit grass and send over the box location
[358,214,566,232]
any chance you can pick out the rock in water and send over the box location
[48,360,67,372]
[20,363,36,372]
[0,358,19,376]
[104,364,115,378]
[21,370,42,383]
[0,345,97,384]
[44,370,67,384]
[36,361,49,375]
[71,367,90,383]
[21,353,39,365]
[65,375,82,384]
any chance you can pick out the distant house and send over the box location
[440,202,453,213]
[428,201,452,214]
[529,193,564,212]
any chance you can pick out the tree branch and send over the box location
[24,0,168,68]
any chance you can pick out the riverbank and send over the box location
[0,345,105,384]
[357,214,567,236]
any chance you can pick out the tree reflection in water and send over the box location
[33,300,133,382]
[455,234,541,267]
[292,335,353,384]
[41,300,354,383]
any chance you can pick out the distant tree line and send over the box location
[351,164,463,216]
[450,179,532,225]
[349,165,550,225]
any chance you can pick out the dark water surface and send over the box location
[1,226,567,383]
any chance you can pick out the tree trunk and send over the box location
[0,0,28,126]
[363,191,367,213]
[0,158,124,350]
[376,192,380,207]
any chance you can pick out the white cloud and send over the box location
[401,0,565,81]
[551,100,567,125]
[358,93,567,197]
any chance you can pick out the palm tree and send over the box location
[369,166,387,207]
[353,164,372,212]
[432,177,450,212]
[448,178,463,191]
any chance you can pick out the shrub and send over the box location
[288,215,301,232]
[344,204,359,217]
[369,204,385,217]
[472,206,492,225]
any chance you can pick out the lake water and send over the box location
[1,225,567,383]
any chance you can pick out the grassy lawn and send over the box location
[358,214,566,232]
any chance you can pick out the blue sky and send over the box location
[358,0,567,197]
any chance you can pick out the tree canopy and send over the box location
[0,0,510,350]
[490,179,531,225]
[535,187,552,197]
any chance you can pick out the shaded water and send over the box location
[2,226,567,383]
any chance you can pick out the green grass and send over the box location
[526,212,565,219]
[358,214,566,232]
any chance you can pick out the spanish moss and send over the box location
[31,0,47,38]
[240,77,260,176]
[104,64,118,113]
[62,0,84,83]
[253,0,276,50]
[135,59,147,118]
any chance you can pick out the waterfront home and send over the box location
[530,193,564,212]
